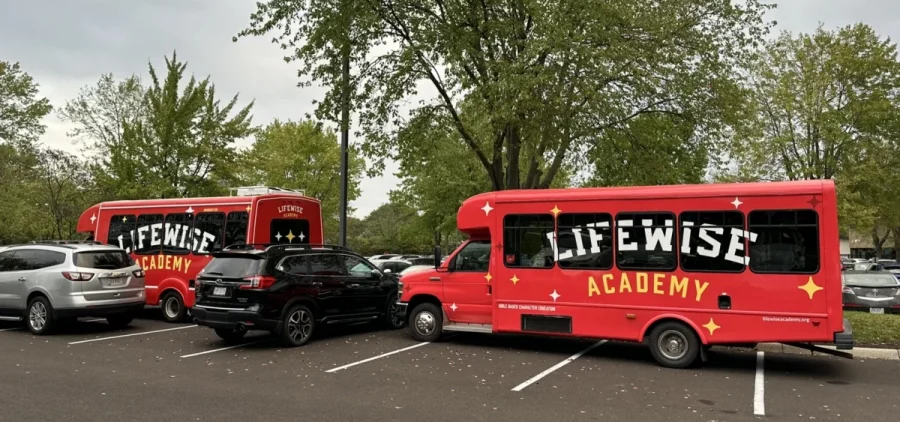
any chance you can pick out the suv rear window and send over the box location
[75,251,134,269]
[202,256,263,278]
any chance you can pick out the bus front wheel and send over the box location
[408,303,442,342]
[648,321,701,369]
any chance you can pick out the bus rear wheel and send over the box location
[408,303,442,342]
[160,291,185,323]
[648,321,701,369]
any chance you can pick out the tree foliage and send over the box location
[718,23,900,252]
[0,61,52,145]
[238,119,365,244]
[75,52,256,199]
[58,73,146,155]
[237,0,772,192]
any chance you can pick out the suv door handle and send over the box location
[349,283,360,288]
[18,277,26,282]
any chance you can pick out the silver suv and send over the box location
[0,242,146,335]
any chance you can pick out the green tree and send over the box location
[238,0,771,191]
[85,52,255,199]
[31,148,98,240]
[58,73,146,155]
[353,202,433,255]
[0,61,52,145]
[238,119,365,244]
[719,23,900,249]
[0,61,51,244]
[723,23,900,182]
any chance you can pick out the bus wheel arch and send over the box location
[641,316,706,369]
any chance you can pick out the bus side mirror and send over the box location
[433,245,441,269]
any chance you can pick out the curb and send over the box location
[754,343,900,360]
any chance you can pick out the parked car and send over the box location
[882,264,900,280]
[369,254,400,261]
[849,262,883,271]
[191,244,405,346]
[0,242,146,334]
[841,270,900,314]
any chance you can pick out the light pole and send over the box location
[337,0,351,248]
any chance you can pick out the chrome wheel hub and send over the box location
[414,311,435,336]
[658,330,688,360]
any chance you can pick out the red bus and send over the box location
[76,187,324,323]
[397,180,854,368]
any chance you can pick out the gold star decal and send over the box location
[798,276,823,299]
[550,205,561,217]
[246,206,251,213]
[510,274,520,285]
[286,230,295,242]
[484,273,492,283]
[702,318,720,335]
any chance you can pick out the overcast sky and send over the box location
[2,0,898,217]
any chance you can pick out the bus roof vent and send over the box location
[230,186,306,197]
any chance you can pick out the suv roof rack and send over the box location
[222,243,350,253]
[30,240,104,245]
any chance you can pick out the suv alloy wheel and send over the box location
[280,303,315,347]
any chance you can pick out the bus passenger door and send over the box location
[440,240,493,325]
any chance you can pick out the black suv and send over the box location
[191,244,405,346]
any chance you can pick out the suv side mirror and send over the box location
[370,269,383,279]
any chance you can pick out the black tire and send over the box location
[648,321,701,369]
[215,327,247,344]
[407,302,442,342]
[26,296,55,335]
[280,304,315,347]
[160,291,186,323]
[106,313,134,329]
[382,297,405,330]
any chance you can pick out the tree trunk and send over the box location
[893,227,900,260]
[872,227,890,259]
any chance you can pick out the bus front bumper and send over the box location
[834,317,854,350]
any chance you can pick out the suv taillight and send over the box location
[240,276,276,290]
[63,272,94,281]
[133,270,145,278]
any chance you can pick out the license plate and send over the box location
[106,278,126,287]
[870,307,885,314]
[212,287,227,296]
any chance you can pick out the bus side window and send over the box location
[679,211,745,273]
[748,210,819,274]
[615,212,677,271]
[107,215,136,253]
[134,214,164,255]
[225,211,249,248]
[163,213,194,255]
[557,213,613,270]
[503,214,555,268]
[194,213,226,254]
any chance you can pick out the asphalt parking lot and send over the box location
[1,313,898,422]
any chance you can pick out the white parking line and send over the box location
[753,351,765,416]
[68,325,198,345]
[325,342,432,373]
[180,339,269,358]
[511,340,607,392]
